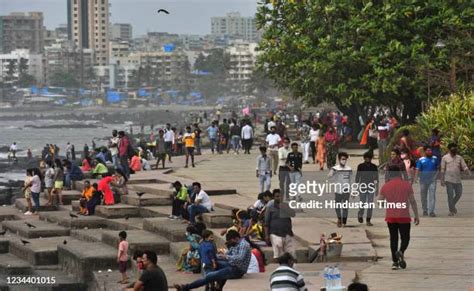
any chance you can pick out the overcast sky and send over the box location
[0,0,258,36]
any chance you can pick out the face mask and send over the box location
[340,160,347,166]
[400,154,407,159]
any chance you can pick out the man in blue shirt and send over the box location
[414,145,439,217]
[207,122,219,154]
[175,230,251,291]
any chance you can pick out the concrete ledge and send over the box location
[121,193,172,206]
[105,218,143,230]
[39,211,108,229]
[61,191,83,205]
[143,217,187,242]
[0,206,21,222]
[9,236,76,265]
[308,243,377,262]
[128,183,173,196]
[70,229,105,243]
[2,220,70,239]
[58,240,119,282]
[202,208,233,228]
[140,206,170,218]
[95,204,140,219]
[0,239,10,254]
[0,253,33,275]
[15,198,57,212]
[101,230,170,255]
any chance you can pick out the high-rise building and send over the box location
[226,41,258,82]
[211,12,257,42]
[0,49,44,84]
[67,0,110,66]
[0,12,44,54]
[110,23,132,41]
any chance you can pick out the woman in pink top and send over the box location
[80,157,92,172]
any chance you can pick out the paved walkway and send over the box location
[170,148,474,291]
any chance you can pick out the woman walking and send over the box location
[325,127,339,168]
[316,132,327,171]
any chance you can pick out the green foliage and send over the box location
[5,59,17,81]
[386,124,428,161]
[417,91,474,166]
[256,0,473,121]
[194,49,231,100]
[17,73,36,88]
[49,69,79,88]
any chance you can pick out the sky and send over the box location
[0,0,258,36]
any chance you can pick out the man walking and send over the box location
[265,189,296,261]
[118,131,130,179]
[379,165,420,270]
[414,145,439,217]
[207,122,219,154]
[440,143,470,216]
[155,130,167,169]
[328,152,352,227]
[377,118,390,165]
[193,124,202,155]
[278,138,290,200]
[229,120,241,154]
[266,126,282,175]
[299,122,311,164]
[355,152,379,226]
[218,119,230,154]
[256,146,272,193]
[164,123,175,163]
[286,143,303,202]
[241,121,254,154]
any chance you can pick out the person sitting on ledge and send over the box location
[91,158,109,178]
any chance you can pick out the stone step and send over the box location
[58,240,124,282]
[71,229,105,243]
[71,200,80,212]
[9,236,79,266]
[30,269,85,290]
[0,238,9,254]
[2,220,70,239]
[202,207,233,228]
[140,206,170,218]
[15,198,58,212]
[39,210,108,229]
[0,253,33,275]
[106,217,144,230]
[95,204,140,219]
[143,217,187,242]
[101,230,170,255]
[308,243,377,262]
[128,183,173,196]
[121,193,172,206]
[61,190,83,205]
[0,206,21,222]
[127,178,168,185]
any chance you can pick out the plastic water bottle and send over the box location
[327,266,334,288]
[333,266,342,287]
[323,266,330,288]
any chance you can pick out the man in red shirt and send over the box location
[379,165,420,270]
[118,131,130,179]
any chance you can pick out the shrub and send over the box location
[416,92,473,167]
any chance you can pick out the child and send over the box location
[117,231,129,284]
[199,229,217,290]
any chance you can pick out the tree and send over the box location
[193,48,232,100]
[17,74,36,88]
[256,0,473,127]
[5,59,17,82]
[247,67,276,97]
[50,69,79,88]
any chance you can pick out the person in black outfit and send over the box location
[286,143,303,202]
[133,250,168,291]
[355,151,379,226]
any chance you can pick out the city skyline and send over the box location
[0,0,258,36]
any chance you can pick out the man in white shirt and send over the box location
[328,152,352,227]
[9,142,17,159]
[266,126,282,175]
[309,124,320,164]
[164,123,175,163]
[109,130,120,169]
[241,121,254,154]
[278,138,291,200]
[66,142,72,160]
[188,182,212,223]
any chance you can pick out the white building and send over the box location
[226,41,258,81]
[211,12,258,42]
[0,49,44,84]
[110,23,132,41]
